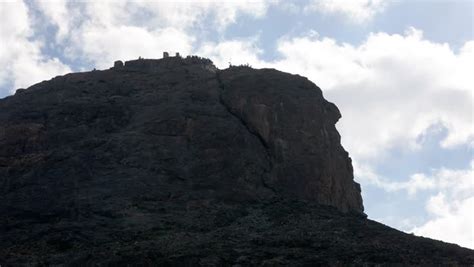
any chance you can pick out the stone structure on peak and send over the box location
[114,60,124,68]
[111,54,216,73]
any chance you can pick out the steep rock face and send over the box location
[219,68,362,212]
[0,57,362,215]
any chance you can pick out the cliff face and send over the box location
[0,57,472,265]
[218,68,362,212]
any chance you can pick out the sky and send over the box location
[0,0,473,249]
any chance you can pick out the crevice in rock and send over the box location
[215,72,277,195]
[216,76,269,150]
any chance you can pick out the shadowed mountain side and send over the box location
[0,56,472,265]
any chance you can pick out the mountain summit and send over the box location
[1,56,472,265]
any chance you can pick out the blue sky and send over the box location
[0,0,473,248]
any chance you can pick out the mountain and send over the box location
[1,56,472,266]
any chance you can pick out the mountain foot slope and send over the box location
[2,199,473,266]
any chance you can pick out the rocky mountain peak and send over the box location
[1,56,472,265]
[1,55,363,214]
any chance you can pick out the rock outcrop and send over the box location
[0,56,472,265]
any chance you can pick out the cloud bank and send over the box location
[0,1,71,92]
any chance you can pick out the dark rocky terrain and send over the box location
[0,56,473,266]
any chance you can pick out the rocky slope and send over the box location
[0,56,472,265]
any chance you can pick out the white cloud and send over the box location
[410,162,474,249]
[0,0,70,93]
[35,0,71,41]
[69,26,194,69]
[305,0,389,23]
[197,37,263,68]
[274,35,370,88]
[130,0,275,30]
[412,194,474,249]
